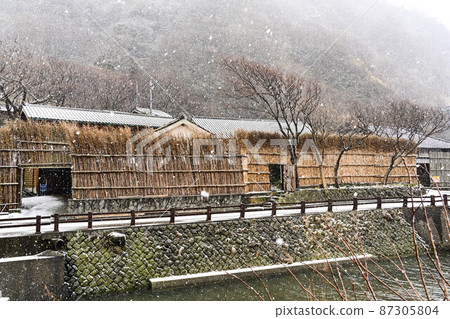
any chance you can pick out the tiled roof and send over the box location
[22,104,173,127]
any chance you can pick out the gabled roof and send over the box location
[22,103,174,128]
[191,116,305,137]
[154,117,212,137]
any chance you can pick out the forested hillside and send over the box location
[1,0,449,118]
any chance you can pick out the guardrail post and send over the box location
[377,196,382,209]
[130,211,136,226]
[301,201,306,215]
[87,211,93,230]
[206,206,212,221]
[36,215,41,235]
[403,196,408,207]
[431,195,436,206]
[170,208,176,224]
[352,198,358,211]
[240,204,246,219]
[53,214,59,232]
[444,194,448,207]
[271,202,277,217]
[327,199,333,212]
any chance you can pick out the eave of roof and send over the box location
[22,103,173,128]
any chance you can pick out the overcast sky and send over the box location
[387,0,450,29]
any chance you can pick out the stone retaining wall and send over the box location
[63,208,419,298]
[278,185,419,203]
[68,194,244,214]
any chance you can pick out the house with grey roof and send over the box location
[21,103,174,128]
[416,136,450,187]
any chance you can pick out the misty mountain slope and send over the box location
[0,0,448,117]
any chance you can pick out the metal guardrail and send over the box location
[0,194,447,235]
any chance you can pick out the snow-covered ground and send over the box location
[18,196,67,217]
[0,190,449,238]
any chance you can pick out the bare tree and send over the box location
[0,44,55,117]
[332,102,383,188]
[0,43,139,116]
[379,100,449,185]
[303,102,341,188]
[223,56,321,189]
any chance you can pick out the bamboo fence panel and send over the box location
[17,141,72,167]
[71,154,246,200]
[242,146,417,189]
[0,150,19,211]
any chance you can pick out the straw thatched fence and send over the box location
[0,150,19,211]
[71,154,245,199]
[0,120,418,211]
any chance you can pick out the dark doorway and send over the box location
[417,164,430,187]
[38,168,72,196]
[269,164,284,190]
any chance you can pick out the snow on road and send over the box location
[0,191,449,238]
[19,196,67,217]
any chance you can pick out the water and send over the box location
[85,252,450,301]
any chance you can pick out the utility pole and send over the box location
[135,83,139,110]
[149,80,154,116]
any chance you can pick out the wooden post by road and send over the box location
[36,215,41,235]
[53,214,59,232]
[240,204,246,219]
[206,206,212,221]
[271,202,277,217]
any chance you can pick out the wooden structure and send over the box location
[416,136,450,187]
[0,105,419,211]
[241,139,416,193]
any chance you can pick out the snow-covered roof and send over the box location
[22,103,174,128]
[418,136,450,150]
[133,107,172,118]
[191,116,306,137]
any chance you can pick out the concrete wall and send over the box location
[63,208,418,299]
[0,251,66,300]
[0,235,54,258]
[403,206,450,250]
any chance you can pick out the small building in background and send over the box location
[417,136,450,188]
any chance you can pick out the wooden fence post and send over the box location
[170,208,176,224]
[431,195,436,206]
[130,211,136,226]
[444,194,448,207]
[87,211,93,230]
[327,199,333,212]
[36,215,41,235]
[271,202,277,217]
[403,196,408,207]
[377,196,382,209]
[206,206,212,221]
[240,204,246,219]
[301,201,306,215]
[53,214,59,232]
[352,198,358,211]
